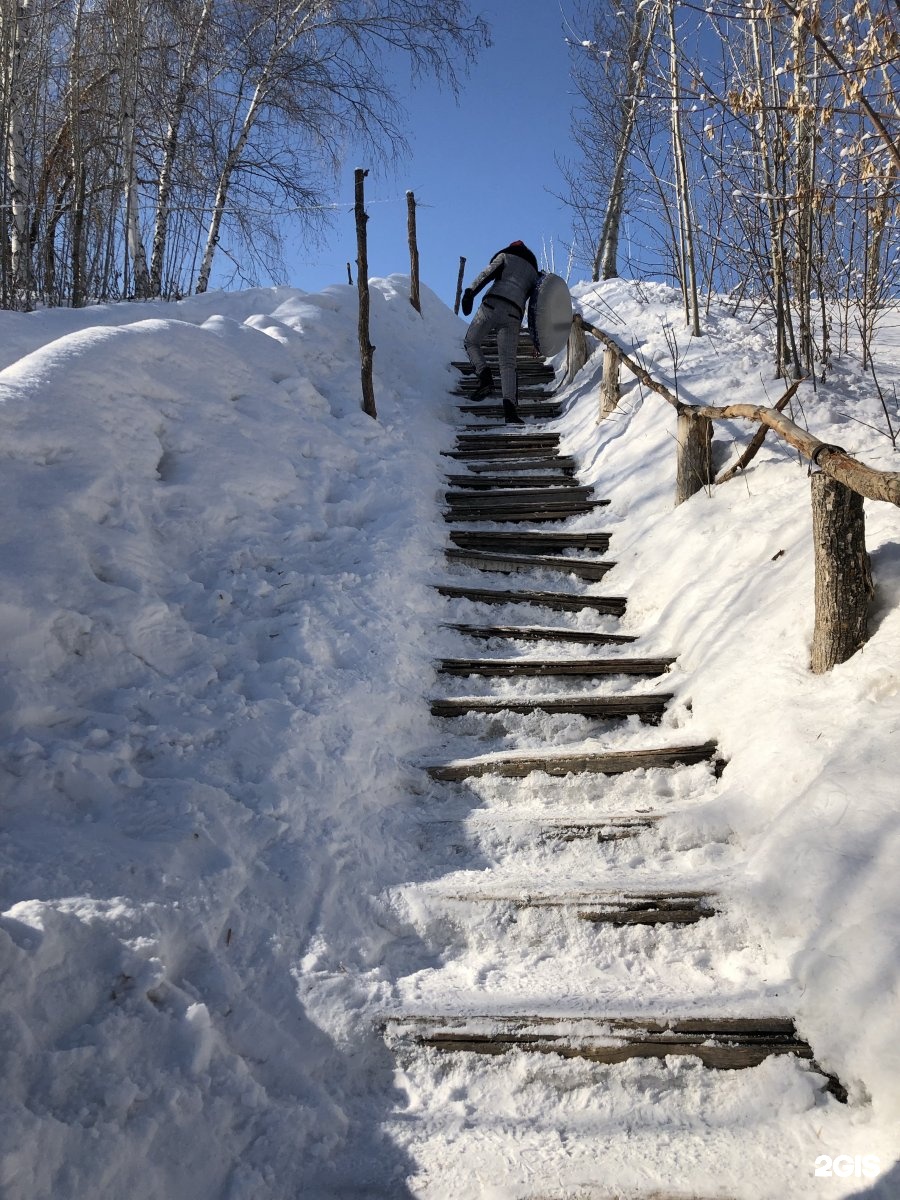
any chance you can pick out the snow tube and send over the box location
[527,272,573,357]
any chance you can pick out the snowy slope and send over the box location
[0,276,898,1198]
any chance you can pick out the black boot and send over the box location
[503,398,525,425]
[470,367,494,401]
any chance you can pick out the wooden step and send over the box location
[430,694,672,720]
[446,474,581,491]
[444,504,601,524]
[459,457,577,475]
[449,531,611,552]
[445,549,616,580]
[455,433,560,451]
[452,359,554,376]
[448,484,592,500]
[438,656,672,677]
[442,888,715,925]
[458,402,560,417]
[426,742,720,781]
[384,1014,835,1077]
[445,446,567,461]
[444,623,636,645]
[538,815,662,842]
[436,585,627,615]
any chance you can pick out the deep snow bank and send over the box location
[565,280,900,1129]
[0,278,462,1198]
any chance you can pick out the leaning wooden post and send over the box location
[810,472,874,673]
[407,190,421,314]
[674,411,713,504]
[599,344,621,419]
[565,312,589,384]
[355,168,376,419]
[454,255,466,315]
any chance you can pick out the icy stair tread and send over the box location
[381,1013,839,1077]
[426,741,720,780]
[437,656,673,676]
[445,548,616,580]
[430,693,672,718]
[436,585,627,613]
[444,622,635,645]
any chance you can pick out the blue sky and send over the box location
[283,1,579,307]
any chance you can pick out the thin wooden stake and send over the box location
[810,472,874,673]
[454,255,466,315]
[407,191,421,314]
[355,168,376,419]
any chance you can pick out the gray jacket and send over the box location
[469,249,539,317]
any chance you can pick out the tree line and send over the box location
[0,0,486,309]
[563,0,900,380]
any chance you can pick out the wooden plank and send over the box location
[448,531,610,550]
[446,487,592,505]
[460,457,577,474]
[443,890,715,926]
[444,624,636,645]
[443,508,603,524]
[384,1014,819,1073]
[430,694,671,719]
[455,435,560,450]
[445,474,582,490]
[454,554,607,584]
[435,585,627,614]
[446,443,562,455]
[444,549,616,580]
[426,742,719,781]
[438,657,672,676]
[539,815,662,842]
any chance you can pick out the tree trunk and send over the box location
[810,473,874,673]
[5,0,33,306]
[149,0,213,296]
[675,412,712,505]
[407,189,421,313]
[355,168,376,419]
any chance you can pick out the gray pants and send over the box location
[464,297,521,402]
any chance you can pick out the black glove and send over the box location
[461,289,474,317]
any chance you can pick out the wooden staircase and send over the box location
[381,334,847,1195]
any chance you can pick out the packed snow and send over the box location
[0,274,898,1198]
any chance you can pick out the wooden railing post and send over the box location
[354,167,376,419]
[407,190,421,314]
[565,312,589,384]
[454,255,466,315]
[600,345,621,419]
[810,472,874,673]
[675,412,713,505]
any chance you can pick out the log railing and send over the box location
[567,313,898,672]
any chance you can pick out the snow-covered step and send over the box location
[456,456,578,474]
[438,656,673,678]
[449,529,610,551]
[444,548,617,581]
[430,693,671,720]
[435,887,715,926]
[426,742,719,781]
[445,473,583,490]
[443,622,635,646]
[455,432,560,450]
[383,1013,828,1075]
[436,585,627,614]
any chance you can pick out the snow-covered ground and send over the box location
[0,276,898,1198]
